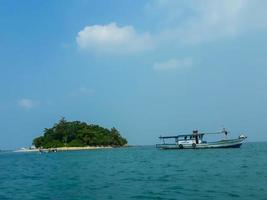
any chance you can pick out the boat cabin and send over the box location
[159,130,205,146]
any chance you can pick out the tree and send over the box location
[32,118,127,148]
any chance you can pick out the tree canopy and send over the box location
[33,118,127,148]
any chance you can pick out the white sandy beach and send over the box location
[14,146,113,153]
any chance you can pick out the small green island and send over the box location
[33,118,127,149]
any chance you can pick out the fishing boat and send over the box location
[156,129,247,149]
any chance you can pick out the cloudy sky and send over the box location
[1,0,267,149]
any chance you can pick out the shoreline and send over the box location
[56,146,113,151]
[14,146,113,153]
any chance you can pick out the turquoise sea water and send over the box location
[1,142,267,200]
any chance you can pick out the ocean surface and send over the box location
[1,142,267,200]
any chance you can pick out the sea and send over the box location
[1,142,267,200]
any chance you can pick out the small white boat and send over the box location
[156,129,247,149]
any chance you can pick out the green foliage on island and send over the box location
[33,118,127,148]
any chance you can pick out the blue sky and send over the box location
[1,0,267,149]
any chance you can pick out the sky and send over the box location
[1,0,267,149]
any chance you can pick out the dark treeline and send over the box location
[33,118,127,148]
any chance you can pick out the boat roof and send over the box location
[159,134,204,139]
[159,131,223,139]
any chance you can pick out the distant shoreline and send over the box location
[14,146,114,153]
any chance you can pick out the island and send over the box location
[32,118,127,149]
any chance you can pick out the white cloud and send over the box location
[147,0,267,44]
[76,22,154,54]
[79,87,95,96]
[153,57,192,71]
[76,1,267,56]
[18,98,39,109]
[179,0,246,43]
[70,87,95,97]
